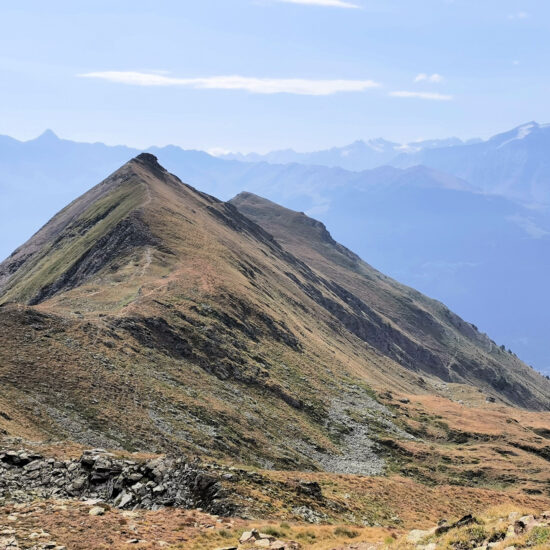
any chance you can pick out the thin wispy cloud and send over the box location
[507,11,529,19]
[274,0,360,8]
[390,91,453,101]
[79,71,380,96]
[508,215,549,239]
[415,73,444,83]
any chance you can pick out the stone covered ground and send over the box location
[1,448,550,549]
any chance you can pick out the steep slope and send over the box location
[230,192,550,410]
[0,130,138,262]
[0,153,428,473]
[256,172,550,375]
[2,155,550,501]
[5,131,548,381]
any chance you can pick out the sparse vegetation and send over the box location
[260,525,288,538]
[333,526,359,538]
[295,529,317,543]
[528,525,550,545]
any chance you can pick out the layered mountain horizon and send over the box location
[222,121,547,197]
[10,120,547,202]
[1,123,549,377]
[5,1,550,545]
[222,135,482,171]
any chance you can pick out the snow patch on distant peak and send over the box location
[516,122,537,138]
[208,147,233,157]
[366,142,388,153]
[497,122,538,149]
[396,143,418,153]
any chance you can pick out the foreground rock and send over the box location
[404,510,550,549]
[238,528,300,549]
[0,448,235,515]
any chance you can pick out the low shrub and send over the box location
[334,526,359,538]
[260,526,287,538]
[446,525,487,549]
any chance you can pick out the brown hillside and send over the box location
[230,191,550,410]
[0,155,549,502]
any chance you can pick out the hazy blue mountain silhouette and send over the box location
[392,122,550,204]
[224,137,472,171]
[225,122,550,205]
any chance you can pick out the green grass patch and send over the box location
[528,526,550,545]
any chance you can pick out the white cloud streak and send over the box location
[389,91,453,101]
[415,73,444,83]
[508,215,549,239]
[79,71,380,96]
[507,11,529,19]
[274,0,360,8]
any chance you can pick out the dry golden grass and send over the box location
[3,499,550,549]
[376,392,550,495]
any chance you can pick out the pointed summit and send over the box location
[0,154,162,305]
[0,156,281,310]
[34,129,59,142]
[133,152,160,167]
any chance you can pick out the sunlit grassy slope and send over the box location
[0,154,549,502]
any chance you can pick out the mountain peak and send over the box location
[2,154,550,489]
[488,121,541,148]
[230,191,362,269]
[0,154,182,305]
[512,121,539,134]
[34,129,59,142]
[134,152,160,165]
[231,191,267,204]
[129,152,170,180]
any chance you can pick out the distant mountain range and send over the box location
[0,130,476,260]
[393,121,550,204]
[0,125,549,376]
[224,122,550,205]
[223,137,480,172]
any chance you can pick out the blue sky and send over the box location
[1,0,548,152]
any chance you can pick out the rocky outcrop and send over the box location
[0,449,235,516]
